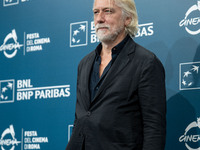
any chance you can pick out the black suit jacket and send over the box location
[66,38,166,150]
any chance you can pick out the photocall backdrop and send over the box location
[0,0,200,149]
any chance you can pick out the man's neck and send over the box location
[101,32,127,56]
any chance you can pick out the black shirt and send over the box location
[89,35,130,101]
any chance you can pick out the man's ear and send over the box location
[125,17,132,27]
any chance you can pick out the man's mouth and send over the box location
[95,24,110,32]
[97,27,108,31]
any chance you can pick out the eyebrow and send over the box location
[93,7,114,11]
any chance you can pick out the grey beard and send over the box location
[96,26,124,43]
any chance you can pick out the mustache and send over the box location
[95,24,110,31]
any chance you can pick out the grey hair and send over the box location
[93,0,138,37]
[114,0,138,37]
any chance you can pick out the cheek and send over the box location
[107,16,124,26]
[94,18,98,25]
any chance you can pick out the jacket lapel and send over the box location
[91,38,136,105]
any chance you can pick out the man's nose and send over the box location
[96,12,105,23]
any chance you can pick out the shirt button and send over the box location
[87,111,91,116]
[96,87,99,90]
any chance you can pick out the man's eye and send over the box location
[105,9,112,13]
[93,11,99,14]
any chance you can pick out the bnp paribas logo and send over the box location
[70,21,88,47]
[3,0,30,7]
[0,80,15,103]
[3,0,19,7]
[179,62,200,90]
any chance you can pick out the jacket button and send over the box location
[87,111,91,116]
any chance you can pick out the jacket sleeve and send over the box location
[72,63,81,132]
[138,55,166,150]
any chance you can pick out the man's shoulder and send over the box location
[134,41,155,60]
[130,40,163,68]
[125,38,155,60]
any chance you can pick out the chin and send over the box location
[98,34,118,43]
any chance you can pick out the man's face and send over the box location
[93,0,127,43]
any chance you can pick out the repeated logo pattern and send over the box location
[0,30,23,58]
[0,80,15,103]
[3,0,19,7]
[179,1,200,35]
[180,62,200,90]
[179,118,200,150]
[70,21,88,47]
[0,125,21,150]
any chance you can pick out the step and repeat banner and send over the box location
[0,0,200,149]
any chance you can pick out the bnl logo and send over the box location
[3,0,19,7]
[70,21,88,47]
[0,80,15,103]
[180,62,200,90]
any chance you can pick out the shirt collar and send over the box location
[95,34,130,57]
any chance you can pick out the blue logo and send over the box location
[3,0,19,7]
[180,62,200,90]
[70,21,88,47]
[0,80,15,103]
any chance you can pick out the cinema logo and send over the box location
[0,29,51,58]
[179,118,200,150]
[70,21,154,47]
[3,0,32,7]
[0,125,49,150]
[16,79,70,101]
[0,125,21,150]
[0,30,23,59]
[179,1,200,35]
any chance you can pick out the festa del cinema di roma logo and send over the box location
[179,118,200,150]
[0,125,49,150]
[179,1,200,35]
[0,29,51,59]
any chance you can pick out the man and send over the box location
[66,0,166,149]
